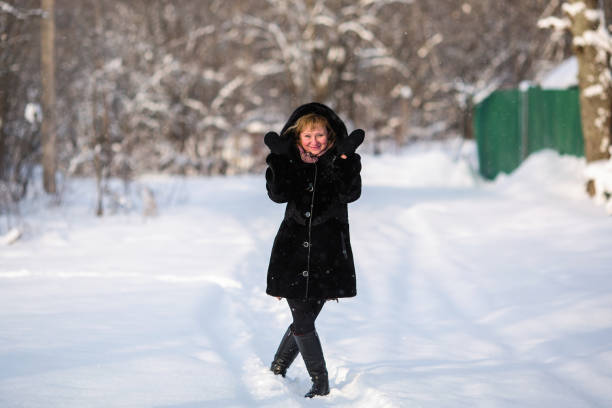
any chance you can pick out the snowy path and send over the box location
[1,146,611,407]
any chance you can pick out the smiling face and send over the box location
[299,124,329,156]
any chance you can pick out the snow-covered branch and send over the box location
[359,0,414,12]
[573,28,612,53]
[538,16,571,30]
[417,33,444,58]
[0,1,45,19]
[562,1,586,17]
[338,21,375,42]
[211,77,244,111]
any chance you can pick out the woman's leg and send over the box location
[270,299,325,376]
[287,298,329,397]
[286,298,325,335]
[270,324,298,377]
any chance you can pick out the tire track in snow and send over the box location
[398,199,605,407]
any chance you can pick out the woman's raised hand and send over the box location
[337,129,365,159]
[264,131,292,156]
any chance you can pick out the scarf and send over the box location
[297,143,333,163]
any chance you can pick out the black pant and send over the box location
[287,298,326,335]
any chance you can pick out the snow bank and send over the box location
[538,57,578,89]
[363,138,479,188]
[491,149,587,201]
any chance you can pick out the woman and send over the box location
[263,102,364,398]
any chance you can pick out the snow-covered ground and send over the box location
[1,140,611,408]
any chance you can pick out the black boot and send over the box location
[270,325,299,377]
[294,330,330,398]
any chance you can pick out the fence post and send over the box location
[519,81,530,161]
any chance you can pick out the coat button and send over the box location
[306,183,314,192]
[302,271,309,277]
[303,241,309,247]
[305,211,311,218]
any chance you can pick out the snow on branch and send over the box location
[562,2,586,17]
[391,84,412,99]
[595,106,610,131]
[211,77,244,111]
[149,54,180,86]
[358,48,410,77]
[200,115,230,130]
[327,47,346,63]
[250,61,285,76]
[0,228,21,245]
[338,21,375,42]
[538,16,570,31]
[240,15,299,72]
[166,25,215,52]
[541,3,612,54]
[183,98,208,115]
[202,69,226,83]
[0,1,45,19]
[417,33,443,58]
[312,14,335,27]
[585,9,603,22]
[583,83,604,98]
[359,0,414,8]
[574,28,612,53]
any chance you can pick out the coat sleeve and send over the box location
[334,153,362,203]
[265,153,295,203]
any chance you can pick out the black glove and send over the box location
[264,131,292,156]
[337,129,365,157]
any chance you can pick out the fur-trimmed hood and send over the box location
[280,102,348,143]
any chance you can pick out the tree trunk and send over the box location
[0,87,5,181]
[41,0,57,192]
[567,0,612,162]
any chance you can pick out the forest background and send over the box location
[2,0,603,206]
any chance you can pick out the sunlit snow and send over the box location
[1,140,611,407]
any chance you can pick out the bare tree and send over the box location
[540,0,612,163]
[1,0,580,205]
[1,1,42,226]
[40,0,57,192]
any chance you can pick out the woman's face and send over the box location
[299,124,329,155]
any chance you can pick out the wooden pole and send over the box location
[41,0,57,193]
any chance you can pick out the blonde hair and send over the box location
[283,113,336,147]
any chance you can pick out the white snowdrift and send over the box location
[538,57,578,89]
[1,141,611,408]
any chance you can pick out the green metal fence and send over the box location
[473,86,584,180]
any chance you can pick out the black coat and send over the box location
[265,103,361,300]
